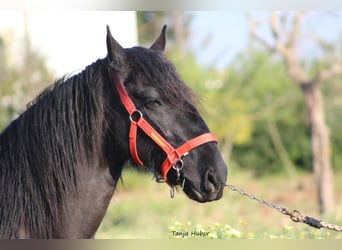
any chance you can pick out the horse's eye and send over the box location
[145,98,162,108]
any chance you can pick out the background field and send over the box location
[95,167,342,239]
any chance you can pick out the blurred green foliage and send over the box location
[167,45,316,175]
[0,33,54,131]
[221,50,313,175]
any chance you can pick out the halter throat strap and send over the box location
[112,72,218,183]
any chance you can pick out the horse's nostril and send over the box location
[206,171,218,193]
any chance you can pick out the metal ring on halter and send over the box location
[129,110,143,123]
[172,158,184,171]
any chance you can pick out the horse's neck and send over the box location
[56,83,128,238]
[53,162,118,238]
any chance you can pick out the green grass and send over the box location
[95,168,342,239]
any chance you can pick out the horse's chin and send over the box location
[183,184,205,202]
[182,180,223,203]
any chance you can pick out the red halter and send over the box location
[112,73,218,183]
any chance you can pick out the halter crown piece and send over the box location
[111,72,218,184]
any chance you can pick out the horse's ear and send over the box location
[106,25,126,70]
[150,25,167,52]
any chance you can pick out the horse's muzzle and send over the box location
[183,168,225,203]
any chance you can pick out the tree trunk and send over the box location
[302,84,335,214]
[267,120,297,177]
[248,11,340,215]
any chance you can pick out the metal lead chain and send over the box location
[225,183,342,232]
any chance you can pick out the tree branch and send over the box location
[270,12,285,52]
[267,119,297,177]
[247,12,275,52]
[272,11,311,84]
[314,63,342,85]
[249,11,341,86]
[287,11,305,48]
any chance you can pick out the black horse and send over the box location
[0,26,227,238]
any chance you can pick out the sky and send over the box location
[0,11,248,76]
[189,12,249,69]
[0,11,137,76]
[189,11,342,69]
[0,11,341,76]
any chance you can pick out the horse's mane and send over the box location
[0,59,107,238]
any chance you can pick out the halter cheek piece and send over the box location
[110,71,218,184]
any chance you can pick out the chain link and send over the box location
[225,183,342,232]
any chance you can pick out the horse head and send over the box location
[106,26,228,202]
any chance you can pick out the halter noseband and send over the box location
[111,71,218,184]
